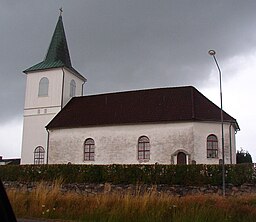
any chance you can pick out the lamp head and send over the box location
[208,50,216,56]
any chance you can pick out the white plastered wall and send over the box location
[193,122,236,164]
[48,121,237,165]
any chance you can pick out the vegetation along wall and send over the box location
[0,164,255,186]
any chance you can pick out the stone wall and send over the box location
[3,181,256,196]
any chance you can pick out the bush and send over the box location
[236,149,253,164]
[0,164,255,186]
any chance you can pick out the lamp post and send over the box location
[208,50,225,196]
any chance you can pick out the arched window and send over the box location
[207,134,218,158]
[70,80,76,97]
[38,77,49,97]
[84,138,95,161]
[34,146,45,164]
[138,136,150,160]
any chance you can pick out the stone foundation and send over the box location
[3,181,256,196]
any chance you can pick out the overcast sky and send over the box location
[1,0,256,161]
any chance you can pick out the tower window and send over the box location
[70,80,76,97]
[38,77,49,97]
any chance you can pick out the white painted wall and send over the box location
[193,122,236,164]
[21,112,58,164]
[22,69,63,164]
[21,68,85,164]
[48,121,237,165]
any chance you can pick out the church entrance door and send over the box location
[177,152,186,165]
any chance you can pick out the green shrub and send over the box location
[0,164,255,186]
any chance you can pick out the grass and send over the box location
[6,180,256,222]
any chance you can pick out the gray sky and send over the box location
[1,0,256,160]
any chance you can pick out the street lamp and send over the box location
[208,50,225,196]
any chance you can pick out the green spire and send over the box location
[24,15,73,72]
[44,15,72,67]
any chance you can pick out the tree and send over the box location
[236,148,253,164]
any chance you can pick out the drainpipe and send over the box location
[229,123,232,164]
[81,76,87,96]
[46,129,50,164]
[61,68,65,108]
[82,81,85,96]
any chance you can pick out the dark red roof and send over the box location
[46,86,239,130]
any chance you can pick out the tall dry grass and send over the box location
[6,180,256,222]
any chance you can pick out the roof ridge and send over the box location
[83,85,195,98]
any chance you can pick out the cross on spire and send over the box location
[59,7,63,16]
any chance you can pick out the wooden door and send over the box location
[177,152,186,165]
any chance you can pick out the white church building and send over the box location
[21,14,239,165]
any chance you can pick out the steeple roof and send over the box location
[24,15,85,81]
[44,15,72,67]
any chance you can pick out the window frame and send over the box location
[84,138,95,161]
[138,136,150,161]
[207,134,218,158]
[34,146,45,164]
[38,77,49,97]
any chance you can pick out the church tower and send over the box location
[21,13,86,164]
